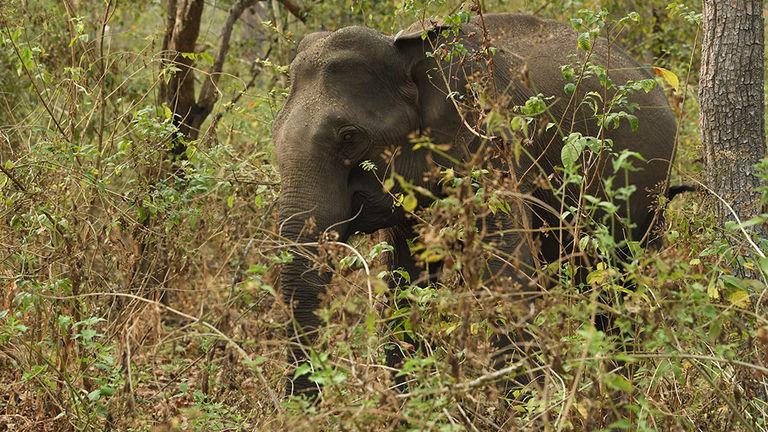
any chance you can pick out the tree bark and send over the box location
[161,0,304,156]
[700,0,766,230]
[164,0,204,155]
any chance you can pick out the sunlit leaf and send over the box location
[707,283,720,300]
[604,373,633,392]
[402,194,418,212]
[294,363,312,379]
[728,289,750,308]
[653,66,680,91]
[577,32,592,51]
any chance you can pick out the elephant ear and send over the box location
[393,20,463,135]
[393,19,451,68]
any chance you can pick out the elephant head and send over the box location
[272,25,444,396]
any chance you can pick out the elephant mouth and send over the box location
[348,191,404,234]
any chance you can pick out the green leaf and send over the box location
[604,373,633,392]
[608,418,633,430]
[640,79,657,93]
[578,235,590,252]
[270,251,293,264]
[510,116,526,132]
[720,274,746,290]
[577,32,592,51]
[522,95,547,116]
[77,329,99,341]
[245,356,268,369]
[294,363,312,379]
[758,256,768,276]
[259,283,276,297]
[369,241,394,259]
[627,114,639,132]
[561,133,586,167]
[402,194,418,212]
[247,264,267,275]
[561,64,575,80]
[87,389,102,402]
[392,268,411,284]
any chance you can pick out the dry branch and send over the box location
[197,0,259,124]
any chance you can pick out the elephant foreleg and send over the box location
[480,207,543,395]
[381,223,440,390]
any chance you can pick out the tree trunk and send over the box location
[161,0,261,156]
[700,0,766,230]
[160,0,303,156]
[700,0,767,405]
[163,0,204,156]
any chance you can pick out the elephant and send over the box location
[271,13,676,397]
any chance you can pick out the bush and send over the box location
[0,1,765,431]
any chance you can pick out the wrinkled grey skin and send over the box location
[272,13,675,396]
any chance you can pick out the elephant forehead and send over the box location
[292,49,400,81]
[281,86,402,130]
[292,27,400,75]
[292,51,371,79]
[290,54,404,103]
[322,25,394,55]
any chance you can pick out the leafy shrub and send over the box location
[0,1,765,431]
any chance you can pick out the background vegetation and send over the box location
[0,0,766,430]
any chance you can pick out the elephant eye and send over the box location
[337,126,369,166]
[339,126,360,143]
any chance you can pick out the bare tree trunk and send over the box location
[700,0,766,231]
[160,0,304,157]
[700,0,768,406]
[164,0,205,155]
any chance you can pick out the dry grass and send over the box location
[1,1,766,431]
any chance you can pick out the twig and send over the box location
[2,28,69,140]
[213,46,273,124]
[0,158,27,192]
[38,291,283,413]
[686,176,766,260]
[276,0,308,23]
[452,359,528,391]
[197,0,259,113]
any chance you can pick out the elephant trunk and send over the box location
[278,171,350,395]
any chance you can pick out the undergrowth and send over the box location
[0,0,765,431]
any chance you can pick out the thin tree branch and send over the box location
[276,0,308,23]
[159,0,178,101]
[198,0,258,113]
[2,28,69,141]
[213,45,273,124]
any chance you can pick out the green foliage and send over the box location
[0,0,765,431]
